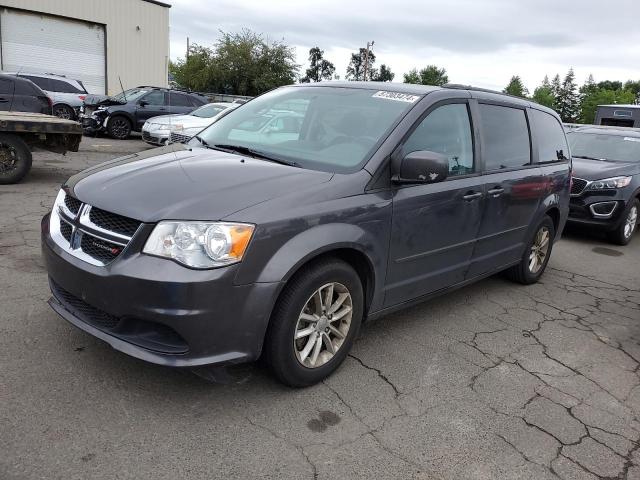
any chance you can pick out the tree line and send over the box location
[503,71,639,123]
[170,29,639,124]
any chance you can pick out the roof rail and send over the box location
[136,85,207,96]
[443,83,530,102]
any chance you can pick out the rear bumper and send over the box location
[41,213,282,367]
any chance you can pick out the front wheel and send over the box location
[0,134,32,184]
[506,216,555,285]
[607,199,639,246]
[107,115,132,140]
[265,258,363,387]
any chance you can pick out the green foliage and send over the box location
[403,65,449,86]
[624,80,640,103]
[346,48,376,81]
[300,47,335,83]
[503,75,529,98]
[596,80,623,91]
[169,29,298,96]
[371,64,395,82]
[532,86,555,108]
[555,68,579,122]
[579,88,635,124]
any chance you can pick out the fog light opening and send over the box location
[589,202,618,219]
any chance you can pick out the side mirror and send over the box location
[392,150,449,184]
[138,100,148,107]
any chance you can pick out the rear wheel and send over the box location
[265,258,363,387]
[607,199,638,246]
[0,134,32,184]
[52,104,75,120]
[506,216,555,285]
[107,115,132,140]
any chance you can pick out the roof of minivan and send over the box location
[291,81,558,117]
[572,125,640,137]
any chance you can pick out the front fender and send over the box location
[236,221,390,314]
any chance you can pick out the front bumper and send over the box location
[568,191,628,231]
[142,127,170,146]
[80,114,106,134]
[41,214,282,367]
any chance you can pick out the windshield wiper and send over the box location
[573,155,608,162]
[213,144,300,167]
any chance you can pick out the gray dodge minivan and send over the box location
[42,82,571,386]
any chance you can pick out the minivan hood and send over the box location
[65,144,333,222]
[571,157,640,180]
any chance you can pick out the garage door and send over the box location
[0,8,105,93]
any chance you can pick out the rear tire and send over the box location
[607,199,638,246]
[265,258,363,387]
[0,134,32,184]
[107,115,132,140]
[506,216,555,285]
[53,104,75,120]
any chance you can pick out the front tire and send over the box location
[107,115,132,140]
[506,216,555,285]
[607,199,638,246]
[53,104,75,120]
[0,134,32,184]
[265,258,363,387]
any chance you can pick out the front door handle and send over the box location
[463,191,483,201]
[0,98,8,103]
[488,186,505,197]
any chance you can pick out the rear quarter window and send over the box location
[479,104,531,170]
[22,75,51,90]
[530,109,569,163]
[0,78,13,95]
[15,79,42,96]
[48,78,84,94]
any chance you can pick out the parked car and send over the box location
[567,125,640,245]
[80,86,208,139]
[42,82,570,386]
[0,73,52,115]
[227,110,305,145]
[142,102,238,146]
[4,72,87,120]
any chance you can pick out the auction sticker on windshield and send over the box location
[372,91,420,103]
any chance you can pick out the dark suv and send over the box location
[0,73,52,115]
[567,126,640,244]
[42,83,570,386]
[81,86,208,139]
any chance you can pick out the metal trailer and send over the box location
[0,112,82,184]
[595,104,640,128]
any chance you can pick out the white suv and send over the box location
[6,72,88,120]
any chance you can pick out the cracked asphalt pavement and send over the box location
[2,137,640,480]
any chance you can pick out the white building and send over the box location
[0,0,170,94]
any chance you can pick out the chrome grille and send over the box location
[571,178,588,196]
[50,191,141,266]
[170,132,192,144]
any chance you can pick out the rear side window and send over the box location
[0,78,13,95]
[189,95,206,107]
[48,78,84,94]
[22,75,51,90]
[142,91,165,105]
[479,104,531,170]
[15,79,40,95]
[169,92,192,107]
[530,109,569,163]
[402,103,474,176]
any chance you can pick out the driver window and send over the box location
[403,103,474,176]
[142,91,165,106]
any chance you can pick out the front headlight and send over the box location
[143,221,255,268]
[586,176,632,190]
[156,124,171,131]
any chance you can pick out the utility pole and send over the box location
[362,40,374,81]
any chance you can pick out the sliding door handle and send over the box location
[488,187,505,197]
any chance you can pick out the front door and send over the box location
[385,101,484,307]
[0,78,14,111]
[135,91,168,129]
[467,103,543,278]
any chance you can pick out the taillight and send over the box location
[79,95,86,101]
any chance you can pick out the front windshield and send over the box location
[191,104,227,118]
[192,86,420,173]
[112,88,149,102]
[568,132,640,163]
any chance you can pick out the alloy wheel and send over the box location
[529,226,550,274]
[293,282,352,368]
[111,119,129,138]
[54,106,72,119]
[624,205,638,239]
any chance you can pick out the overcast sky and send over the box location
[168,0,640,92]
